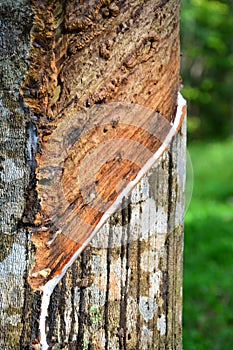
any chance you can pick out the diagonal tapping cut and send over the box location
[29,94,186,350]
[29,95,186,291]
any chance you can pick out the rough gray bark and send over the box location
[0,1,185,349]
[0,1,34,348]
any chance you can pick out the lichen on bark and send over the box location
[0,0,35,348]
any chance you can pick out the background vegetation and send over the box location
[181,0,233,348]
[181,0,233,140]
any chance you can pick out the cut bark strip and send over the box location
[29,95,186,291]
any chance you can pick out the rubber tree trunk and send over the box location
[0,1,186,349]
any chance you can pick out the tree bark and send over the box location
[0,1,185,349]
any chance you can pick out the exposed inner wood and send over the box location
[21,0,181,290]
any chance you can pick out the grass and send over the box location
[183,138,233,350]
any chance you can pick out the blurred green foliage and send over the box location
[181,2,233,346]
[184,140,233,349]
[181,0,233,140]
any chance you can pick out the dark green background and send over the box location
[181,1,233,348]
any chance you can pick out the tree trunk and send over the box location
[0,1,186,349]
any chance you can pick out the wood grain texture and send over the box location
[21,0,180,128]
[29,103,180,290]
